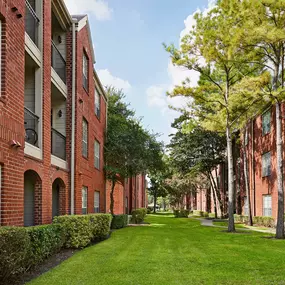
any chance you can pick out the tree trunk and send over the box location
[110,179,116,216]
[243,129,253,226]
[211,182,218,219]
[153,190,157,213]
[214,167,224,216]
[209,172,222,218]
[276,102,284,239]
[227,125,235,232]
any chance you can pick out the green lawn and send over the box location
[213,221,246,228]
[29,214,285,285]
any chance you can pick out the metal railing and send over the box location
[51,41,66,83]
[51,128,66,160]
[25,0,40,46]
[24,107,39,146]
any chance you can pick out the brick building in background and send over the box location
[0,0,107,226]
[106,174,147,215]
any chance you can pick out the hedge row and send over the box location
[0,214,112,284]
[234,214,275,228]
[193,210,209,217]
[111,214,128,229]
[131,208,147,224]
[173,209,190,218]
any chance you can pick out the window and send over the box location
[94,191,100,213]
[262,110,271,135]
[262,152,271,177]
[95,89,101,118]
[82,186,88,214]
[244,196,248,216]
[125,196,128,214]
[94,140,100,169]
[263,195,272,217]
[216,176,220,189]
[82,118,88,157]
[83,52,88,91]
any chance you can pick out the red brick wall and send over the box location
[74,24,106,215]
[106,180,125,214]
[0,0,26,226]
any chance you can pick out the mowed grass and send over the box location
[29,214,285,285]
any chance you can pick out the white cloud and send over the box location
[97,69,131,91]
[64,0,112,21]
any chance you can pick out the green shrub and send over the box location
[253,216,275,227]
[193,210,208,217]
[209,213,216,218]
[147,207,153,214]
[131,208,147,224]
[0,227,30,284]
[202,211,209,218]
[89,214,112,239]
[53,215,92,248]
[111,214,128,229]
[26,224,65,267]
[173,209,190,218]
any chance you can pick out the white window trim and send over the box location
[82,186,88,214]
[82,118,88,157]
[95,89,100,118]
[263,195,272,217]
[262,152,271,177]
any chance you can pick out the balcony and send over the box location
[51,40,66,84]
[24,107,39,147]
[51,128,66,160]
[25,0,40,47]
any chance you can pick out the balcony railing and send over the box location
[51,128,66,160]
[25,0,40,47]
[24,107,39,146]
[51,41,66,83]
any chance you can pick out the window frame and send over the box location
[262,151,271,177]
[94,140,100,169]
[262,110,271,136]
[94,191,100,213]
[82,51,88,92]
[82,118,88,158]
[82,186,88,214]
[95,88,101,119]
[263,195,272,217]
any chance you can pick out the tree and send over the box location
[105,87,163,215]
[168,115,227,217]
[232,0,285,238]
[165,1,263,232]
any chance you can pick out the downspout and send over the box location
[104,98,108,213]
[70,20,76,215]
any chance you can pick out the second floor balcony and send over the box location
[51,40,66,84]
[25,0,40,47]
[24,107,39,147]
[51,127,66,161]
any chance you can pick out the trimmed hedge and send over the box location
[193,210,209,217]
[54,214,112,248]
[131,208,147,224]
[26,224,65,267]
[173,209,190,218]
[111,214,128,229]
[0,227,30,283]
[234,214,275,227]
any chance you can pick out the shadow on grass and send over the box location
[149,213,174,217]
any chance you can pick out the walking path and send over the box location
[197,218,275,234]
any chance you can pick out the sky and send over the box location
[64,0,213,144]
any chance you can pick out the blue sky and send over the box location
[65,0,211,143]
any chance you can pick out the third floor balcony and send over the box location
[25,0,40,47]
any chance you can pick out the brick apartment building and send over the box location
[192,104,285,220]
[106,174,147,215]
[0,0,108,226]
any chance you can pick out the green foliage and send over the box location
[89,214,113,240]
[26,224,65,267]
[131,208,147,224]
[0,227,30,284]
[252,216,275,228]
[111,214,128,229]
[193,210,209,217]
[173,209,190,218]
[53,214,112,248]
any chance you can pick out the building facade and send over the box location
[0,0,107,226]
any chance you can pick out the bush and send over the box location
[26,224,65,267]
[209,213,216,218]
[147,207,153,214]
[54,214,112,248]
[111,214,128,229]
[53,215,92,248]
[173,209,190,218]
[193,210,208,217]
[131,208,147,224]
[89,214,112,239]
[0,227,30,284]
[253,216,275,228]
